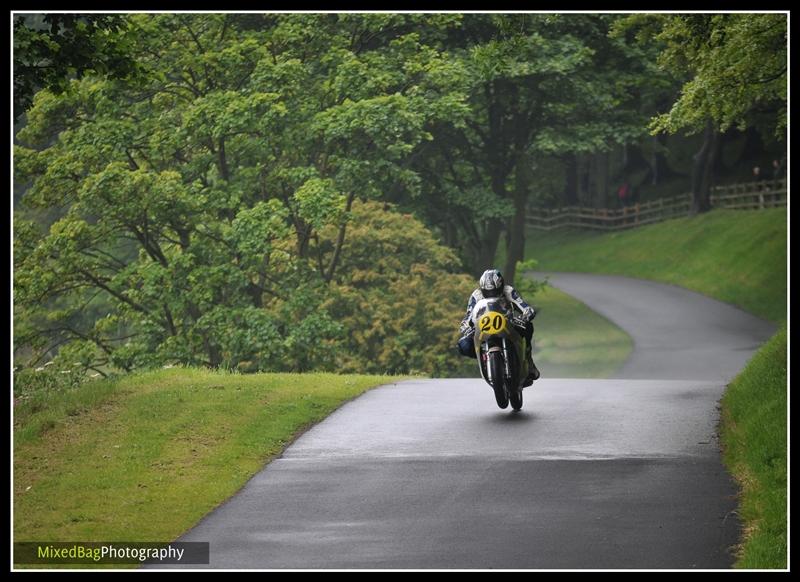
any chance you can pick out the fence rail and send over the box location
[527,179,786,231]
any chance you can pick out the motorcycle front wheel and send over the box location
[488,351,509,409]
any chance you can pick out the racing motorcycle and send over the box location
[470,297,532,411]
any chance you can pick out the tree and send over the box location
[616,13,787,213]
[315,200,475,376]
[14,14,470,373]
[411,14,653,281]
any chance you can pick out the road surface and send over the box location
[153,272,777,569]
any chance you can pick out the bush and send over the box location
[317,200,478,376]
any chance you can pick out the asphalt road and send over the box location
[154,273,777,570]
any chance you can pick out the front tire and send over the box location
[488,352,509,409]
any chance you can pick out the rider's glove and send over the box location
[459,320,472,336]
[522,307,536,322]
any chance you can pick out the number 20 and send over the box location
[479,314,504,333]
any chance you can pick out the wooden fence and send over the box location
[526,179,787,232]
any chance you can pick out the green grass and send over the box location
[525,208,787,323]
[13,368,397,567]
[533,285,633,378]
[720,328,787,569]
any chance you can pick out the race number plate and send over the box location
[478,312,507,335]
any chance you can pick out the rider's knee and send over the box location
[457,334,476,358]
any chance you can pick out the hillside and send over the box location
[525,208,787,323]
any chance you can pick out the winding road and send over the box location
[157,272,777,569]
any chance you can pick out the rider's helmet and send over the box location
[479,269,505,298]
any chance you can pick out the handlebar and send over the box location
[512,316,528,328]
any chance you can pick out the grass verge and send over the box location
[13,368,397,567]
[720,327,787,569]
[532,284,633,378]
[525,208,787,323]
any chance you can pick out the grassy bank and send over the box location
[721,328,787,569]
[13,368,395,566]
[525,208,787,323]
[532,285,633,378]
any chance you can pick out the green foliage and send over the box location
[293,178,345,230]
[13,14,142,119]
[14,14,472,378]
[409,14,658,272]
[316,200,476,376]
[617,14,787,139]
[513,259,548,298]
[16,13,782,381]
[230,200,291,259]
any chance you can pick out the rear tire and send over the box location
[510,388,523,411]
[488,352,509,409]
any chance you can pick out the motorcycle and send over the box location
[470,298,532,411]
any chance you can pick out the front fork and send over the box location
[483,339,513,386]
[501,337,513,383]
[483,341,493,384]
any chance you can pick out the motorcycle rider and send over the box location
[457,268,540,387]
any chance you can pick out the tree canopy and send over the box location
[616,13,787,139]
[14,14,471,374]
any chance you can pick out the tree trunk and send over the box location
[473,144,510,276]
[295,218,311,258]
[652,135,660,185]
[691,120,719,214]
[217,138,230,181]
[504,153,532,284]
[206,342,223,368]
[324,191,356,283]
[475,219,503,277]
[594,150,609,209]
[563,153,578,206]
[577,154,589,207]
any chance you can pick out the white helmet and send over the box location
[479,269,504,299]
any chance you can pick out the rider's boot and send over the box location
[522,351,540,387]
